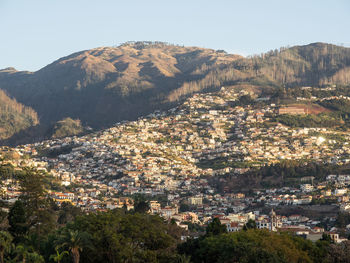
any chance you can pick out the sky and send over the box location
[1,0,350,71]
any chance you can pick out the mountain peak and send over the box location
[0,67,17,73]
[1,42,350,144]
[117,41,181,50]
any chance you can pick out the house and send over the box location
[52,192,75,205]
[226,222,240,232]
[278,107,305,115]
[149,201,161,214]
[161,206,178,219]
[334,188,347,196]
[300,184,314,192]
[188,196,203,205]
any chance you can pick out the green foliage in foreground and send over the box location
[178,229,331,263]
[0,164,182,263]
[2,203,350,263]
[66,211,179,263]
[2,209,182,263]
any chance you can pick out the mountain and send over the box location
[236,42,350,86]
[171,43,350,100]
[0,42,240,129]
[0,88,38,140]
[1,41,350,145]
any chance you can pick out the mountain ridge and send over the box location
[0,41,350,145]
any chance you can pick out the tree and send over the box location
[18,168,56,238]
[0,231,12,263]
[57,229,91,263]
[27,252,44,263]
[49,248,69,263]
[14,244,29,263]
[336,212,350,228]
[179,203,190,213]
[321,233,333,243]
[179,229,318,263]
[8,200,27,242]
[134,200,149,214]
[243,219,257,230]
[57,202,82,225]
[18,168,47,213]
[326,241,350,263]
[205,218,227,236]
[71,210,178,263]
[174,254,191,263]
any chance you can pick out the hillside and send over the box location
[51,117,84,139]
[0,42,240,130]
[170,43,350,101]
[0,89,38,140]
[1,42,350,144]
[240,42,350,86]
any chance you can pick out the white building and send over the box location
[256,209,282,232]
[300,184,314,193]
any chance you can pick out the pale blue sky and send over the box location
[1,0,349,71]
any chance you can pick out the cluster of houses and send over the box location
[1,87,350,241]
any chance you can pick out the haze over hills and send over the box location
[1,41,350,144]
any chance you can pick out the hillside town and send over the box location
[2,87,350,242]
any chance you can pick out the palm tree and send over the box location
[0,231,12,263]
[50,248,69,263]
[176,254,191,263]
[27,252,44,263]
[57,229,91,263]
[14,244,30,263]
[14,244,44,263]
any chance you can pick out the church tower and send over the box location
[269,209,279,231]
